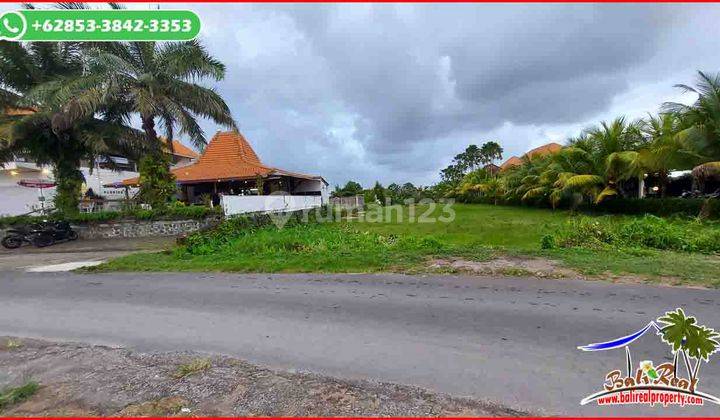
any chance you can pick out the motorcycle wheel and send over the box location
[31,235,55,248]
[1,235,23,249]
[68,230,79,241]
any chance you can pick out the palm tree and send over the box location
[639,113,704,196]
[560,117,644,203]
[664,71,720,161]
[0,40,145,214]
[658,308,720,391]
[38,40,238,206]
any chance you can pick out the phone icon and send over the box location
[3,17,20,34]
[0,12,26,41]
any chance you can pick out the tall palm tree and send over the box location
[639,113,704,196]
[561,117,644,203]
[33,39,238,207]
[0,40,144,214]
[42,40,237,154]
[664,71,720,161]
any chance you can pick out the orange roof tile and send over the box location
[525,142,562,159]
[122,130,326,186]
[4,106,37,116]
[499,156,522,171]
[159,137,200,159]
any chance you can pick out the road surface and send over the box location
[0,270,719,416]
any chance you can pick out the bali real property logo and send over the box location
[578,308,720,407]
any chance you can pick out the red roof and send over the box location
[499,142,563,172]
[122,130,324,186]
[525,142,562,159]
[499,156,522,171]
[161,138,199,159]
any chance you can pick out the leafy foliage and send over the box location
[546,215,720,254]
[442,72,720,212]
[137,155,177,209]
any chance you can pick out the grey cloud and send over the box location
[3,2,714,187]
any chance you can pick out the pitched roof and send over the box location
[499,142,564,172]
[122,130,325,186]
[525,142,562,159]
[161,138,200,159]
[4,106,37,116]
[499,156,522,171]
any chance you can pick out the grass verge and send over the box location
[173,358,211,379]
[0,382,39,411]
[92,204,720,287]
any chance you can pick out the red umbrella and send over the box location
[17,179,56,188]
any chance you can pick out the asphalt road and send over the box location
[1,270,719,416]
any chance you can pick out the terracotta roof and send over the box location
[499,142,563,172]
[499,156,522,171]
[4,106,37,116]
[160,137,200,159]
[525,142,562,159]
[122,130,325,186]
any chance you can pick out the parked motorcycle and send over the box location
[1,220,78,249]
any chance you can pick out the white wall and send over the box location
[0,165,139,216]
[291,179,329,204]
[221,194,322,216]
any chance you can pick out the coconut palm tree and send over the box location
[0,40,145,214]
[664,71,720,160]
[32,39,238,206]
[638,113,705,196]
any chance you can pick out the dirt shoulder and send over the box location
[0,237,173,272]
[0,337,527,417]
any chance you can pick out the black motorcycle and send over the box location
[1,220,78,249]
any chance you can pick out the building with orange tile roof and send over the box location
[499,142,563,172]
[121,130,328,205]
[499,156,523,171]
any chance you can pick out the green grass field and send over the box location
[95,204,720,287]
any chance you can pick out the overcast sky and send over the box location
[6,3,720,188]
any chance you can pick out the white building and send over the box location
[0,140,199,216]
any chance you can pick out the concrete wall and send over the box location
[221,194,322,216]
[330,195,365,209]
[74,217,221,239]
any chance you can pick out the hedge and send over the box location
[589,198,719,219]
[0,205,222,228]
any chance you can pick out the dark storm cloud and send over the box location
[2,2,710,186]
[158,3,720,185]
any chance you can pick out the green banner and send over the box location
[0,9,201,41]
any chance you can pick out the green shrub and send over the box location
[546,215,720,254]
[0,382,39,410]
[0,205,221,228]
[592,198,719,219]
[540,234,556,249]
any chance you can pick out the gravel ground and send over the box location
[0,337,527,417]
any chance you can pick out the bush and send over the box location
[0,206,221,228]
[546,215,720,254]
[592,198,719,219]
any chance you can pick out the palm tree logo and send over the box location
[658,308,720,392]
[578,308,720,407]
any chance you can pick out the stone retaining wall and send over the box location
[74,217,222,239]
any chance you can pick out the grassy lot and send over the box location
[95,204,720,287]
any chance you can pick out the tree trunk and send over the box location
[53,158,83,215]
[638,176,645,199]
